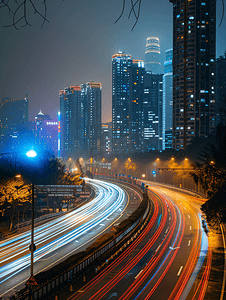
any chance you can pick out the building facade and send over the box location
[112,52,163,155]
[112,52,133,155]
[101,122,112,156]
[82,82,102,157]
[143,73,163,152]
[59,82,101,159]
[170,0,216,150]
[36,118,58,156]
[129,60,145,152]
[215,52,226,125]
[0,97,29,151]
[59,86,82,159]
[145,37,161,74]
[163,49,173,149]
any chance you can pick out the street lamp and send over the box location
[26,149,38,293]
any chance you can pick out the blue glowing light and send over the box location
[26,150,37,158]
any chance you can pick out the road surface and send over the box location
[68,181,209,300]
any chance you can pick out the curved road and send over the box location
[68,180,208,300]
[0,179,140,299]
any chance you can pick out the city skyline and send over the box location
[0,0,225,123]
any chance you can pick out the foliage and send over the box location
[201,183,226,228]
[0,177,30,205]
[0,150,82,186]
[0,177,31,230]
[191,117,226,226]
[0,150,82,230]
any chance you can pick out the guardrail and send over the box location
[11,177,151,300]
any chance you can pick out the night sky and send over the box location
[0,0,226,122]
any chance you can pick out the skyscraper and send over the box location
[112,52,133,155]
[59,86,82,159]
[145,37,161,74]
[112,52,145,155]
[82,82,102,157]
[143,73,163,151]
[170,0,216,150]
[59,82,102,159]
[215,52,226,125]
[163,49,173,149]
[101,122,112,156]
[0,97,29,151]
[129,60,145,152]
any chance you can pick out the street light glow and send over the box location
[26,150,37,158]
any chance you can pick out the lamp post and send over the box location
[26,150,38,296]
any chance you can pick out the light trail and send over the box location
[70,181,209,300]
[0,180,126,293]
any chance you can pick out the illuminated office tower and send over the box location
[143,73,163,152]
[112,52,145,155]
[101,122,112,156]
[60,82,102,159]
[112,52,133,155]
[81,82,102,157]
[163,49,173,149]
[59,86,82,158]
[170,0,216,150]
[0,96,28,151]
[145,37,161,74]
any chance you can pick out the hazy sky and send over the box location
[0,0,226,122]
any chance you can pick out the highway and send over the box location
[0,179,136,299]
[69,180,209,300]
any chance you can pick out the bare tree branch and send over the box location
[219,0,225,27]
[0,0,49,29]
[114,0,126,24]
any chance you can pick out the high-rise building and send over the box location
[82,82,102,157]
[215,52,226,125]
[59,82,101,159]
[112,51,164,155]
[112,52,133,155]
[170,0,216,150]
[145,37,161,74]
[129,60,145,152]
[101,122,112,156]
[143,73,163,151]
[112,52,145,155]
[59,86,82,159]
[163,49,173,149]
[0,97,29,151]
[38,120,58,156]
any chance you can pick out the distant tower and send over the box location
[145,37,161,73]
[163,49,173,149]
